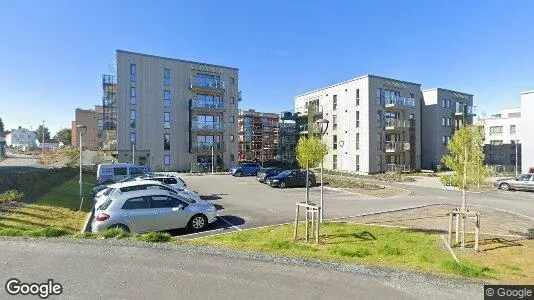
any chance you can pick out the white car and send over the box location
[136,175,187,190]
[94,180,202,209]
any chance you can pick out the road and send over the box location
[0,152,46,172]
[0,239,480,300]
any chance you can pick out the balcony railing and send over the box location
[384,96,416,108]
[192,142,224,152]
[190,76,225,90]
[384,141,410,152]
[384,118,413,130]
[454,104,475,116]
[191,100,225,110]
[385,164,411,173]
[191,122,225,131]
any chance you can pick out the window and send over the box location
[447,118,451,126]
[356,133,360,150]
[510,154,516,164]
[447,99,451,108]
[442,136,446,145]
[130,87,136,105]
[231,96,235,104]
[130,64,136,82]
[332,115,337,130]
[442,117,446,126]
[447,136,451,144]
[113,167,128,176]
[376,88,382,105]
[333,135,338,150]
[441,99,446,108]
[356,89,360,106]
[230,116,235,123]
[164,112,170,129]
[130,110,136,128]
[489,126,503,135]
[122,197,150,210]
[510,125,516,135]
[230,77,235,85]
[164,155,171,165]
[490,140,503,146]
[230,135,235,142]
[150,196,183,209]
[377,133,382,150]
[356,111,360,127]
[97,119,103,127]
[164,68,171,86]
[333,155,338,169]
[130,132,136,143]
[164,90,171,107]
[333,95,337,110]
[356,155,360,172]
[377,110,382,127]
[98,199,113,211]
[230,154,235,161]
[164,133,170,150]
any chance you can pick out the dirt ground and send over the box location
[347,204,534,238]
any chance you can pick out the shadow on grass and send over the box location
[0,216,48,228]
[323,230,377,242]
[407,228,448,234]
[467,237,525,252]
[509,227,534,240]
[4,209,54,221]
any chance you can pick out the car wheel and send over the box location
[111,224,130,233]
[309,179,316,187]
[499,183,511,191]
[280,181,287,188]
[235,171,242,177]
[188,214,208,231]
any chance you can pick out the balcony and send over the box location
[454,104,475,117]
[385,164,411,173]
[189,76,225,92]
[299,124,318,134]
[191,100,225,111]
[192,142,224,153]
[384,96,416,109]
[384,119,414,130]
[191,122,225,132]
[384,141,410,152]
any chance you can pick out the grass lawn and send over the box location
[0,176,95,236]
[323,174,409,198]
[188,222,532,283]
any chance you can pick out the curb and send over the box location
[82,208,94,233]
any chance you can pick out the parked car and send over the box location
[256,167,283,183]
[136,174,187,189]
[266,170,316,188]
[229,163,262,176]
[494,173,534,191]
[91,176,137,196]
[94,180,201,208]
[92,189,217,233]
[96,163,148,184]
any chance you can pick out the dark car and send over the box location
[266,170,316,188]
[229,163,262,176]
[256,167,283,183]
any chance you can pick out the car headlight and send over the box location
[272,179,279,182]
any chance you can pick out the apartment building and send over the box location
[421,88,474,169]
[279,110,298,164]
[294,75,422,174]
[116,50,239,171]
[237,109,279,162]
[71,105,104,150]
[101,74,117,151]
[479,108,521,168]
[521,91,534,173]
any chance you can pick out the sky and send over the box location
[1,0,533,135]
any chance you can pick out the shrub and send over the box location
[0,190,24,203]
[135,232,172,243]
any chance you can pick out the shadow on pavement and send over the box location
[168,215,245,237]
[200,194,228,201]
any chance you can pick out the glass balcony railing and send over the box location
[192,142,224,152]
[191,100,225,110]
[190,76,225,90]
[455,104,475,116]
[384,118,413,129]
[192,122,224,131]
[384,141,410,152]
[384,96,416,108]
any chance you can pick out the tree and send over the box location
[296,136,328,203]
[0,118,4,136]
[36,125,51,143]
[54,128,72,145]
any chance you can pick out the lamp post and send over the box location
[339,140,345,176]
[513,139,520,177]
[315,118,329,223]
[131,138,135,164]
[76,124,87,211]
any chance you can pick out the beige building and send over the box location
[71,106,104,150]
[294,75,422,174]
[521,91,534,173]
[116,50,239,171]
[421,88,474,169]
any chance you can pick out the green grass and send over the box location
[135,232,172,243]
[189,222,496,280]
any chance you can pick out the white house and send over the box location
[521,91,534,173]
[35,139,62,150]
[6,127,37,147]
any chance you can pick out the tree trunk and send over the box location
[461,147,468,213]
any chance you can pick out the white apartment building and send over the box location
[480,108,521,167]
[521,91,534,173]
[421,88,474,169]
[116,50,239,171]
[294,75,422,174]
[5,127,37,147]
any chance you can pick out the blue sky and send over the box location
[1,0,533,134]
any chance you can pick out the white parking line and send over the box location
[218,216,242,231]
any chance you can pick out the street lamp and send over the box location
[315,118,329,223]
[131,138,136,164]
[513,139,520,177]
[76,124,87,211]
[339,140,345,176]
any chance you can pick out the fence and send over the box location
[190,163,225,173]
[488,165,519,176]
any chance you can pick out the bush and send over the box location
[135,232,172,243]
[0,190,24,203]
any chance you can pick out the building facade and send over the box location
[421,88,474,169]
[101,74,117,151]
[116,50,239,171]
[521,91,534,173]
[5,127,37,147]
[237,109,279,162]
[294,75,422,174]
[479,108,521,168]
[72,106,104,150]
[278,110,298,164]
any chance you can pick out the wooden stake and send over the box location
[461,215,465,248]
[448,212,453,245]
[305,208,309,241]
[316,208,320,245]
[311,210,315,238]
[474,214,480,252]
[455,212,460,244]
[294,204,299,241]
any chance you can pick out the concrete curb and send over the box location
[82,208,94,233]
[322,185,412,199]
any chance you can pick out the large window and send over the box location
[130,87,136,105]
[164,90,171,107]
[442,117,446,126]
[441,99,446,108]
[197,115,221,129]
[164,155,171,165]
[164,112,170,129]
[164,133,170,150]
[164,68,171,86]
[333,95,337,110]
[376,88,382,105]
[130,64,136,82]
[333,135,338,150]
[489,126,503,135]
[510,125,516,135]
[130,132,136,142]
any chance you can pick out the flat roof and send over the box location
[521,90,534,95]
[294,74,421,98]
[421,87,473,96]
[117,50,239,71]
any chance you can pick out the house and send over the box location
[35,139,62,150]
[6,127,37,148]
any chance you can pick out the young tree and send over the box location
[296,136,328,203]
[0,118,5,136]
[443,125,490,213]
[36,124,51,143]
[54,128,72,145]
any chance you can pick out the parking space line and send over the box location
[176,227,228,238]
[218,216,242,231]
